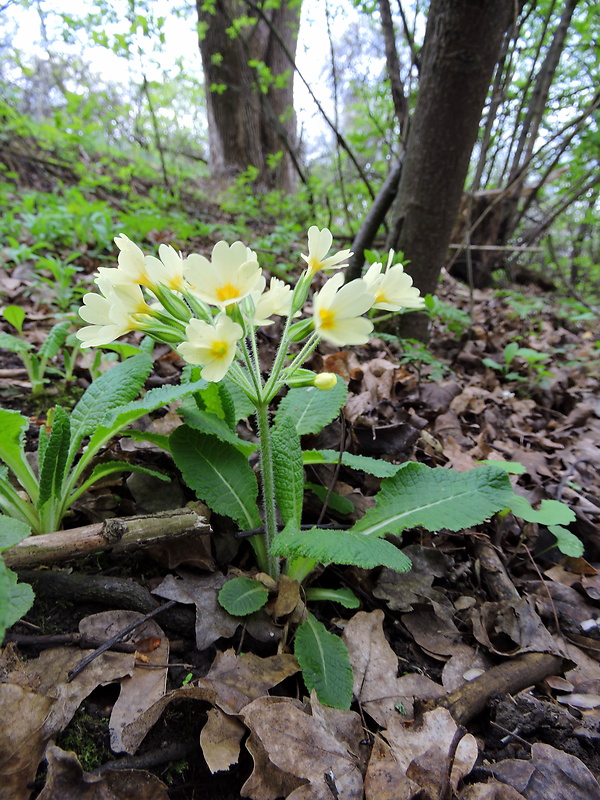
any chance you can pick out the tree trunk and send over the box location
[196,0,301,191]
[385,0,513,338]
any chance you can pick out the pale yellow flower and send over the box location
[177,314,243,382]
[301,226,352,275]
[144,244,188,292]
[313,273,374,346]
[108,234,154,288]
[253,277,292,325]
[313,373,338,391]
[363,262,425,311]
[184,241,262,309]
[77,280,154,347]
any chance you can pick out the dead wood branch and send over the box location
[420,651,563,726]
[4,508,210,569]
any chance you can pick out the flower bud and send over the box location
[151,284,192,323]
[286,368,318,388]
[287,317,314,342]
[313,372,338,391]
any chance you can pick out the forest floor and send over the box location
[0,151,599,800]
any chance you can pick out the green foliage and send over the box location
[170,426,261,530]
[302,449,402,479]
[397,339,452,380]
[351,463,515,536]
[218,577,269,616]
[0,516,35,641]
[294,613,353,709]
[0,354,201,534]
[482,341,552,385]
[272,414,304,527]
[275,378,348,435]
[0,320,73,396]
[424,294,471,335]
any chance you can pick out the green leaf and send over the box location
[218,577,269,616]
[506,494,576,526]
[221,376,255,421]
[304,586,360,609]
[275,378,347,435]
[305,483,355,516]
[0,409,39,499]
[2,305,25,334]
[478,460,527,475]
[0,560,35,638]
[0,515,31,552]
[352,463,515,537]
[181,404,256,457]
[71,462,169,504]
[294,613,353,709]
[272,414,304,527]
[272,524,412,572]
[38,320,71,361]
[37,407,71,509]
[120,429,172,452]
[303,449,403,479]
[504,342,519,366]
[69,354,153,456]
[170,426,261,530]
[0,331,32,355]
[548,525,584,557]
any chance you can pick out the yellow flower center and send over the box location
[374,288,386,304]
[210,340,228,358]
[318,308,336,330]
[216,282,241,302]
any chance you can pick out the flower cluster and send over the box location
[77,226,424,395]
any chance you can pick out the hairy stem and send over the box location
[255,401,280,580]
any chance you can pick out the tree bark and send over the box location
[196,0,301,192]
[385,0,514,338]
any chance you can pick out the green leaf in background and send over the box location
[478,460,527,475]
[2,305,25,334]
[272,524,412,572]
[303,449,404,479]
[37,406,71,509]
[304,586,360,609]
[272,414,304,527]
[181,403,256,457]
[275,377,347,435]
[548,525,584,557]
[294,613,353,709]
[218,577,269,616]
[351,463,515,537]
[305,483,355,516]
[0,331,32,355]
[0,409,38,498]
[505,494,576,526]
[220,376,256,421]
[0,515,31,551]
[170,426,261,530]
[0,560,35,639]
[38,320,70,361]
[69,353,154,455]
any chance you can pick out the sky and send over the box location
[3,0,368,146]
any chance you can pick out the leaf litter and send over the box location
[1,263,600,797]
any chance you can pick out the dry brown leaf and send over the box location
[0,648,135,799]
[441,645,491,692]
[242,727,306,800]
[373,545,453,613]
[365,708,478,799]
[197,648,299,715]
[470,599,567,657]
[459,780,526,799]
[77,611,169,755]
[272,574,301,619]
[200,707,246,773]
[152,571,238,649]
[401,606,464,658]
[242,694,364,800]
[492,741,600,799]
[343,610,446,725]
[37,744,169,799]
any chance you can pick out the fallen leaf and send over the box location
[242,694,364,800]
[77,611,170,755]
[460,780,526,799]
[470,598,567,657]
[365,707,478,799]
[492,741,600,799]
[37,743,169,799]
[200,707,246,773]
[343,610,445,725]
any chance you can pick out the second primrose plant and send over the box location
[74,226,576,708]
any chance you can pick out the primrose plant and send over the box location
[71,227,576,708]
